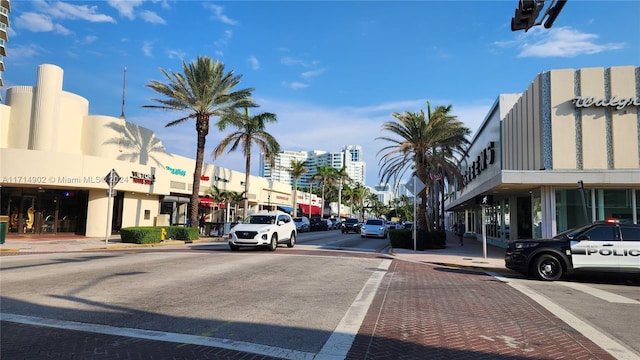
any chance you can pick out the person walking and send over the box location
[456,220,464,246]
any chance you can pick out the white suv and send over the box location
[229,211,297,251]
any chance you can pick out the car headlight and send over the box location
[514,242,539,249]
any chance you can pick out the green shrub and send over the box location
[120,226,199,244]
[389,229,412,249]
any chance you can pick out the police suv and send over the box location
[505,219,640,281]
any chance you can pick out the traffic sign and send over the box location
[104,169,121,186]
[404,176,426,195]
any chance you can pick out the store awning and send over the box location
[277,206,293,214]
[200,197,224,208]
[300,205,322,216]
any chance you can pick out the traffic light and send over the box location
[511,0,568,32]
[511,0,545,32]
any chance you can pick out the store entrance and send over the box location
[516,196,532,239]
[1,187,89,235]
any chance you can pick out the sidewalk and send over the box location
[1,231,507,271]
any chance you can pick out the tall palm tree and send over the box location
[334,166,350,219]
[213,107,281,216]
[144,56,255,228]
[205,185,229,223]
[313,164,335,218]
[377,101,469,231]
[289,159,308,217]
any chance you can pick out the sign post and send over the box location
[103,169,121,245]
[476,195,493,259]
[404,176,426,251]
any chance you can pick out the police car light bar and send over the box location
[605,218,620,223]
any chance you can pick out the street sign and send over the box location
[404,176,426,195]
[104,169,121,185]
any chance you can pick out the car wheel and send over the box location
[531,254,563,281]
[287,232,296,248]
[268,234,278,251]
[229,244,239,251]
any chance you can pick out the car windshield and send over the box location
[366,219,383,226]
[553,223,593,240]
[345,219,358,224]
[244,215,276,225]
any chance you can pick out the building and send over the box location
[0,0,10,102]
[446,66,640,248]
[261,145,366,188]
[0,64,300,237]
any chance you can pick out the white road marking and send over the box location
[489,273,640,360]
[556,281,640,304]
[1,258,392,360]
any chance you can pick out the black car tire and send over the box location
[287,232,296,248]
[531,254,563,281]
[268,234,278,251]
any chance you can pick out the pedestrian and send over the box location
[457,220,464,246]
[198,214,206,235]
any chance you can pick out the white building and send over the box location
[0,64,302,237]
[446,66,640,247]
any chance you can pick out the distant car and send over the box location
[403,222,413,230]
[361,219,388,238]
[228,211,297,251]
[341,218,360,234]
[325,219,334,230]
[293,216,310,232]
[386,221,400,230]
[331,218,342,230]
[310,217,328,231]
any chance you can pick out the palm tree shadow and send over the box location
[104,121,169,167]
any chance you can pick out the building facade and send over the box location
[0,64,299,237]
[0,0,10,101]
[446,66,640,248]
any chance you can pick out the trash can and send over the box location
[0,215,8,244]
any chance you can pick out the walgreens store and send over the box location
[446,66,640,247]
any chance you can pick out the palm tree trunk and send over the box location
[243,154,251,216]
[190,130,206,229]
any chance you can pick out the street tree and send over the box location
[144,56,255,228]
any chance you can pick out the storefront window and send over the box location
[556,187,591,233]
[595,189,632,223]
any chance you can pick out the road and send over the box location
[1,230,638,359]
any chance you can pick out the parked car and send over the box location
[325,218,334,230]
[386,221,400,230]
[341,218,361,234]
[228,211,297,251]
[403,222,413,230]
[361,219,389,238]
[331,218,342,230]
[310,216,328,231]
[293,216,310,232]
[505,219,640,281]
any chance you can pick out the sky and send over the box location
[3,0,640,187]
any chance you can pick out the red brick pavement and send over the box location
[346,260,615,360]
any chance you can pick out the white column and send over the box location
[28,64,63,151]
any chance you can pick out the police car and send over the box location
[505,219,640,281]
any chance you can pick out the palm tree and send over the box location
[227,190,246,222]
[205,185,229,223]
[334,166,350,219]
[377,101,469,231]
[213,107,281,216]
[289,159,308,217]
[313,164,335,218]
[144,56,255,228]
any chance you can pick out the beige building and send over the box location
[0,64,302,237]
[447,65,640,247]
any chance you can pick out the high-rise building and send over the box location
[260,145,366,188]
[0,0,10,101]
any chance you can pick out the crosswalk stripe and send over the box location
[557,281,640,304]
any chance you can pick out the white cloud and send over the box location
[204,4,238,26]
[14,12,55,32]
[142,41,154,57]
[301,68,325,79]
[248,56,260,70]
[497,26,626,58]
[5,44,44,60]
[166,49,187,60]
[107,0,143,20]
[139,10,166,25]
[283,81,309,90]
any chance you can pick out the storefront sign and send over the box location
[573,96,640,110]
[200,175,210,181]
[462,142,495,187]
[131,171,155,185]
[165,166,186,176]
[214,176,229,183]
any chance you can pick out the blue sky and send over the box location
[4,0,640,187]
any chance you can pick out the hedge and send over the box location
[389,228,447,250]
[120,226,199,244]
